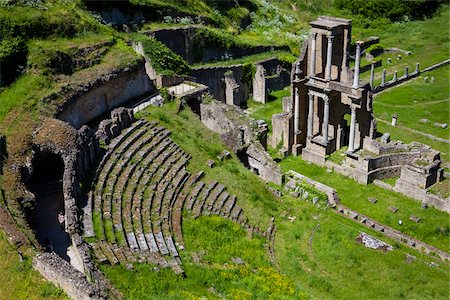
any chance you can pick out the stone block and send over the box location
[409,215,421,223]
[368,197,377,204]
[206,159,215,168]
[419,118,429,124]
[381,132,390,144]
[388,206,398,213]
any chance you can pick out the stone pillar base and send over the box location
[292,144,303,156]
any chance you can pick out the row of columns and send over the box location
[370,62,420,89]
[305,91,357,151]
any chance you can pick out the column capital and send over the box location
[350,104,357,112]
[355,40,364,46]
[323,95,330,103]
[326,35,334,42]
[310,32,317,39]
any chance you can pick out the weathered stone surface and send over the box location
[356,232,393,252]
[33,252,102,300]
[200,100,282,184]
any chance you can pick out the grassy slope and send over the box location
[280,156,450,252]
[102,101,448,299]
[355,7,449,82]
[374,65,450,140]
[247,88,290,131]
[0,231,67,299]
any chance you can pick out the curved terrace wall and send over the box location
[58,63,155,129]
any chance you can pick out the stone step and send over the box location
[221,195,236,218]
[90,242,108,265]
[202,184,225,216]
[212,191,229,214]
[154,231,170,256]
[99,241,119,265]
[192,181,218,218]
[186,181,205,211]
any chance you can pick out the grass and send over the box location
[101,100,450,299]
[138,101,278,228]
[280,156,450,252]
[0,231,67,299]
[192,50,295,68]
[247,88,290,132]
[276,196,449,299]
[374,65,450,140]
[353,6,449,82]
[429,179,450,199]
[102,215,299,299]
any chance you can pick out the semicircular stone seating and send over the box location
[87,119,274,274]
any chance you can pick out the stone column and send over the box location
[393,71,397,81]
[322,96,330,144]
[294,87,300,133]
[404,66,409,77]
[307,92,314,138]
[369,61,375,88]
[348,105,357,152]
[381,69,386,86]
[415,62,420,73]
[325,35,334,81]
[352,41,362,88]
[309,33,317,77]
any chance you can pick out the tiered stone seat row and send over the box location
[90,120,189,274]
[88,119,270,274]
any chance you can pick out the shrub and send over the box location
[132,34,191,76]
[0,37,27,86]
[334,0,446,22]
[366,43,384,56]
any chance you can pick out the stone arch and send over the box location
[187,97,201,115]
[26,149,71,261]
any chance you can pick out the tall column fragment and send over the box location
[307,93,314,138]
[294,87,300,132]
[309,33,317,77]
[322,96,330,144]
[307,94,314,139]
[325,35,334,81]
[352,42,362,88]
[348,105,357,152]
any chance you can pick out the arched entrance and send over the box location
[187,97,201,115]
[27,150,70,261]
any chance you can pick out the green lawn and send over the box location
[247,88,290,132]
[280,156,450,253]
[101,100,450,299]
[374,65,450,140]
[0,231,66,299]
[192,51,296,68]
[354,7,449,83]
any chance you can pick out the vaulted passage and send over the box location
[27,150,70,261]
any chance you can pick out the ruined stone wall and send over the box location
[95,107,135,144]
[200,101,282,184]
[33,252,101,300]
[58,63,155,129]
[192,65,248,105]
[148,26,289,64]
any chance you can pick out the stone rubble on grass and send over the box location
[356,232,393,252]
[388,206,398,213]
[368,197,377,204]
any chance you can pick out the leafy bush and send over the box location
[242,63,256,88]
[132,34,191,75]
[334,0,445,22]
[0,37,27,85]
[366,43,384,56]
